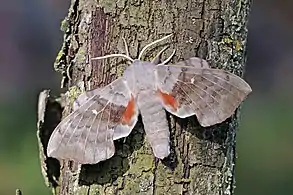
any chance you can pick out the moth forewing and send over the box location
[47,78,139,164]
[156,58,252,127]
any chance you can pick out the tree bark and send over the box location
[37,0,252,194]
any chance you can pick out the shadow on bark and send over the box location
[78,116,145,186]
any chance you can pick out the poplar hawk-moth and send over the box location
[47,34,252,164]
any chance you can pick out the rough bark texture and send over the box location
[38,0,251,194]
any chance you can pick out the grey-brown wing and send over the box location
[47,78,138,164]
[155,58,252,127]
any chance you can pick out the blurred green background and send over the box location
[0,0,292,195]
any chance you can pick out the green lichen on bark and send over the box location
[66,86,82,104]
[38,0,252,194]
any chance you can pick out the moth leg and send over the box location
[151,46,169,65]
[158,49,176,65]
[138,34,173,60]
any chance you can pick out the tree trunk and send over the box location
[37,0,252,194]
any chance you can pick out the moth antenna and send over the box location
[151,46,169,64]
[122,37,132,65]
[158,49,176,65]
[122,37,129,57]
[92,54,134,63]
[138,34,173,60]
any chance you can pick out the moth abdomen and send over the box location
[137,91,170,159]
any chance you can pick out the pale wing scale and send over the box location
[47,78,138,164]
[155,58,252,127]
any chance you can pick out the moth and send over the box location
[47,34,252,164]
